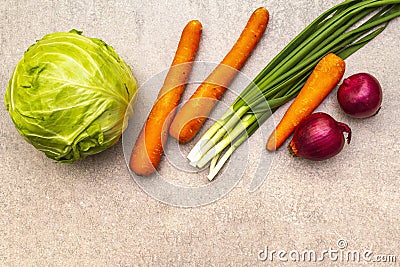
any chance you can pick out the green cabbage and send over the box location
[4,30,137,163]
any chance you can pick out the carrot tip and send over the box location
[187,20,203,30]
[255,7,269,13]
[266,132,277,152]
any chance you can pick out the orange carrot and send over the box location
[130,20,202,176]
[169,7,269,143]
[266,53,346,151]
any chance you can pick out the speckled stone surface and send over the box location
[1,0,399,266]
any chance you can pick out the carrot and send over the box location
[129,20,202,176]
[169,7,269,143]
[266,53,346,151]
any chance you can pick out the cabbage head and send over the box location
[4,30,137,163]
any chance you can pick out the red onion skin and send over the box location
[337,73,382,118]
[289,113,351,161]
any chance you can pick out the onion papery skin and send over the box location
[337,73,382,118]
[289,113,351,161]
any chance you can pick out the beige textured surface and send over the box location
[1,0,399,266]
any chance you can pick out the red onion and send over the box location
[288,113,351,161]
[337,73,382,118]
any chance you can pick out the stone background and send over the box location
[1,0,399,265]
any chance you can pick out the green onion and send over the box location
[188,0,400,180]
